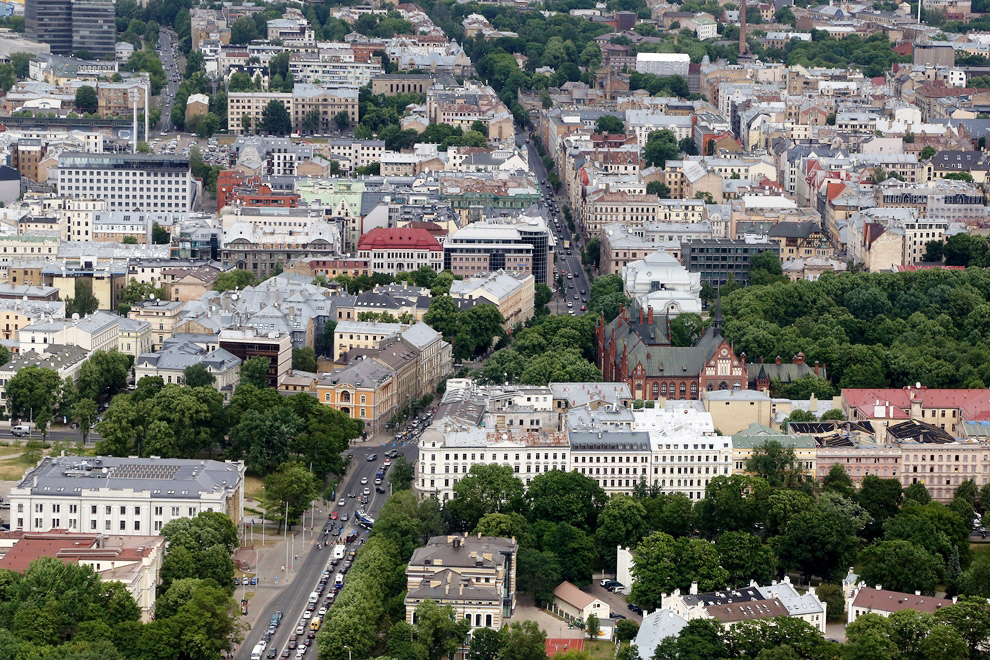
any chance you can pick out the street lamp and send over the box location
[343,644,352,660]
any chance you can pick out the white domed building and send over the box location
[621,250,703,316]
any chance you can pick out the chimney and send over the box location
[793,352,805,365]
[915,591,921,596]
[689,581,698,595]
[639,306,644,324]
[814,360,819,376]
[775,356,781,365]
[648,306,654,325]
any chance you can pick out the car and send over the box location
[251,577,258,585]
[573,295,579,301]
[384,458,392,466]
[609,613,627,620]
[567,302,573,308]
[600,579,621,588]
[268,649,278,658]
[360,477,368,484]
[367,453,378,461]
[340,513,348,521]
[303,611,312,620]
[295,650,306,659]
[306,603,316,612]
[628,603,643,614]
[307,631,316,639]
[363,487,370,495]
[580,305,586,311]
[348,491,356,498]
[338,500,345,507]
[376,486,387,493]
[281,651,291,659]
[361,495,369,504]
[330,511,338,520]
[318,607,327,616]
[241,576,249,585]
[288,638,298,650]
[295,625,305,636]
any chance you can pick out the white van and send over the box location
[11,424,30,437]
[250,643,265,660]
[309,591,319,604]
[334,573,344,588]
[333,545,346,561]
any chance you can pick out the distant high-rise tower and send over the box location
[739,0,748,57]
[26,0,115,60]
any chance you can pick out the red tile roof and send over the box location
[851,587,952,615]
[357,228,442,252]
[843,386,990,422]
[0,531,160,573]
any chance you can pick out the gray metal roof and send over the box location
[17,455,243,499]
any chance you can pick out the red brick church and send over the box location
[595,299,822,401]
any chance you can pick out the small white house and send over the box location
[552,581,611,623]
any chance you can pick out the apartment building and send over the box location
[443,211,555,286]
[449,271,535,330]
[356,227,443,275]
[128,299,184,350]
[404,535,517,631]
[55,153,194,213]
[8,455,245,534]
[18,311,119,354]
[227,86,359,135]
[218,326,292,388]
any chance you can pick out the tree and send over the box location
[526,470,606,531]
[585,613,600,640]
[75,85,98,114]
[749,252,786,287]
[858,540,943,595]
[9,52,30,78]
[0,62,15,93]
[920,145,937,160]
[775,505,861,583]
[823,464,856,499]
[229,15,258,44]
[858,475,904,539]
[646,181,672,198]
[594,495,648,568]
[183,364,215,388]
[262,462,319,530]
[152,223,170,244]
[6,366,62,434]
[516,548,561,606]
[334,111,351,130]
[446,464,525,531]
[629,531,679,609]
[261,99,291,136]
[595,115,624,134]
[390,454,414,491]
[240,355,271,389]
[292,347,317,373]
[615,619,639,642]
[696,475,771,537]
[468,627,505,660]
[229,407,299,474]
[119,278,164,305]
[499,621,546,660]
[746,440,805,488]
[77,350,131,401]
[716,532,777,587]
[65,279,100,317]
[213,269,259,292]
[185,50,205,78]
[643,129,680,168]
[72,397,98,442]
[816,583,845,622]
[534,283,552,312]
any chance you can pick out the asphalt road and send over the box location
[519,131,592,314]
[0,426,101,446]
[234,442,418,660]
[156,30,182,134]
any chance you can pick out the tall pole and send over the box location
[284,500,289,576]
[739,0,747,58]
[144,80,149,144]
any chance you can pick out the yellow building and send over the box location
[703,389,778,436]
[316,358,396,434]
[731,423,817,479]
[127,299,184,350]
[117,316,152,358]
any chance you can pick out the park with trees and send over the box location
[313,441,990,659]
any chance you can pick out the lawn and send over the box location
[0,452,43,480]
[583,640,626,659]
[244,474,265,502]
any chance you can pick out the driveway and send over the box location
[586,583,643,624]
[507,593,583,640]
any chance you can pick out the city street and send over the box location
[519,131,592,314]
[233,441,417,660]
[156,29,182,134]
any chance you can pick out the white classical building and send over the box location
[9,456,245,535]
[622,250,703,316]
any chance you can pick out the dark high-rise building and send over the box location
[26,0,115,60]
[25,0,72,56]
